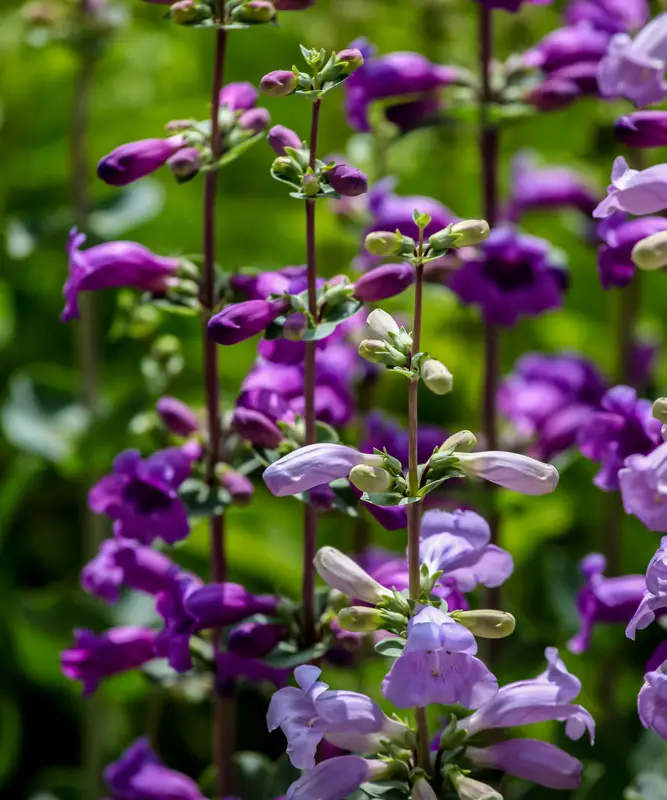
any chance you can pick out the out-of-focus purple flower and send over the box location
[273,0,315,10]
[499,351,607,460]
[97,136,186,186]
[285,757,388,800]
[156,396,199,437]
[594,157,667,219]
[62,229,179,322]
[565,0,648,34]
[524,25,611,73]
[528,71,584,111]
[232,406,283,448]
[616,110,667,147]
[597,213,667,288]
[228,621,286,659]
[597,13,667,107]
[167,146,202,182]
[232,265,307,301]
[449,226,567,327]
[459,647,595,741]
[61,627,156,696]
[216,650,289,692]
[104,737,205,800]
[267,125,302,155]
[568,553,645,652]
[620,442,667,531]
[638,661,667,738]
[382,606,498,709]
[506,151,599,222]
[353,263,415,302]
[219,469,254,505]
[326,164,368,197]
[220,82,258,111]
[344,38,458,133]
[155,573,202,672]
[89,447,194,545]
[472,0,552,12]
[578,385,662,490]
[81,538,179,603]
[208,299,288,346]
[626,538,667,638]
[238,107,271,134]
[184,582,277,629]
[467,740,582,790]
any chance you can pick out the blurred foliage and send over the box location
[3,0,667,798]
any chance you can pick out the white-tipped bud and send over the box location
[420,358,453,395]
[454,609,516,639]
[452,774,502,800]
[337,606,384,632]
[348,464,393,493]
[366,309,400,341]
[449,218,491,247]
[440,430,478,453]
[358,339,409,367]
[315,547,390,604]
[653,397,667,424]
[412,778,438,800]
[632,230,667,271]
[456,450,559,495]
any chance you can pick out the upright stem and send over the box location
[201,25,235,799]
[301,99,321,645]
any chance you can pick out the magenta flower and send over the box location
[620,440,667,531]
[448,226,567,327]
[286,757,388,800]
[353,263,415,302]
[97,135,186,186]
[382,606,498,709]
[81,538,179,603]
[565,0,648,34]
[156,396,200,437]
[326,163,368,197]
[626,538,667,638]
[184,582,277,629]
[208,299,288,346]
[267,125,302,155]
[598,213,667,288]
[568,553,645,652]
[61,627,156,695]
[578,385,661,491]
[104,738,205,800]
[467,739,582,790]
[594,157,667,218]
[219,81,259,111]
[616,110,667,146]
[524,25,611,73]
[598,13,667,107]
[638,662,667,739]
[89,447,194,545]
[154,573,202,672]
[62,229,179,322]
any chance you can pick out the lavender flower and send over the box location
[595,157,667,219]
[227,621,287,658]
[568,553,645,652]
[626,538,667,638]
[565,0,648,34]
[467,739,582,790]
[62,229,179,322]
[219,81,259,111]
[616,110,667,146]
[638,661,667,738]
[578,385,662,490]
[156,396,200,437]
[216,650,289,692]
[208,299,288,345]
[89,447,194,545]
[598,213,667,288]
[620,440,667,531]
[382,606,498,709]
[97,136,186,186]
[61,627,156,695]
[598,12,667,106]
[455,450,559,495]
[184,582,277,629]
[315,546,392,603]
[448,226,567,327]
[104,737,205,800]
[524,25,611,73]
[285,757,389,800]
[154,573,202,672]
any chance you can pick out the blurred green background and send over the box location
[2,0,667,797]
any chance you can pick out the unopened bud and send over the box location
[238,107,271,134]
[156,396,199,437]
[267,124,302,156]
[366,308,400,341]
[335,48,365,74]
[653,398,667,424]
[349,464,392,493]
[314,547,390,604]
[231,0,276,22]
[412,778,438,800]
[326,163,368,197]
[449,219,490,247]
[301,172,320,196]
[365,230,415,258]
[220,469,254,505]
[260,69,298,97]
[167,146,202,182]
[632,230,667,271]
[420,358,453,395]
[454,609,516,639]
[337,606,384,632]
[271,156,301,184]
[451,774,502,800]
[358,339,409,367]
[283,312,308,340]
[439,430,477,453]
[169,0,211,25]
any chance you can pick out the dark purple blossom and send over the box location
[232,406,283,448]
[449,226,567,327]
[473,0,552,10]
[597,213,667,288]
[216,650,289,692]
[285,757,388,800]
[353,263,415,302]
[219,469,255,505]
[184,582,277,629]
[97,136,186,186]
[565,0,648,34]
[61,627,156,695]
[524,25,611,73]
[208,299,289,346]
[155,573,202,673]
[228,621,287,658]
[325,164,368,197]
[156,396,200,437]
[616,110,667,147]
[62,229,179,322]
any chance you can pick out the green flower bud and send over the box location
[654,398,667,424]
[420,358,453,395]
[449,219,491,247]
[428,225,456,253]
[412,778,438,800]
[358,339,409,367]
[231,0,276,23]
[453,609,516,639]
[302,172,320,196]
[450,773,502,800]
[632,230,667,271]
[271,156,301,185]
[365,230,415,257]
[337,606,384,633]
[349,463,393,493]
[169,0,211,25]
[439,430,477,453]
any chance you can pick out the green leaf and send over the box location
[374,637,406,658]
[357,780,411,798]
[264,640,329,668]
[180,478,230,517]
[361,492,420,507]
[214,130,265,170]
[315,420,340,443]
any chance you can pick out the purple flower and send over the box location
[232,265,308,300]
[598,213,667,288]
[565,0,648,34]
[506,151,599,222]
[97,136,186,186]
[595,157,667,219]
[156,396,199,437]
[89,447,193,545]
[568,553,645,652]
[528,71,585,111]
[578,385,662,490]
[104,737,205,800]
[638,660,667,738]
[620,441,667,531]
[267,665,398,769]
[61,627,156,696]
[62,229,179,322]
[597,13,667,107]
[448,226,567,327]
[216,650,289,692]
[286,757,388,800]
[324,163,368,198]
[184,582,277,629]
[81,538,179,603]
[459,647,595,741]
[499,352,607,460]
[382,606,498,709]
[473,0,551,10]
[238,107,270,134]
[524,25,611,73]
[616,110,667,146]
[353,263,415,302]
[208,299,288,346]
[231,406,283,448]
[228,621,286,658]
[155,573,202,672]
[344,38,458,133]
[626,538,667,638]
[456,450,559,495]
[467,739,582,790]
[263,444,382,497]
[260,70,298,97]
[220,81,258,111]
[219,469,254,505]
[267,125,302,155]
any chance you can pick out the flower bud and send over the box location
[358,339,409,367]
[449,219,490,247]
[366,309,400,341]
[232,407,283,449]
[156,396,199,437]
[208,299,287,346]
[420,358,453,395]
[412,778,438,800]
[353,264,415,302]
[440,430,477,453]
[301,172,320,196]
[335,48,365,74]
[314,546,390,604]
[348,464,392,493]
[169,0,211,24]
[271,156,301,185]
[615,111,667,149]
[260,69,298,97]
[283,312,308,340]
[456,451,559,495]
[326,164,368,197]
[337,606,384,633]
[632,230,667,271]
[220,469,254,505]
[231,0,276,22]
[453,610,516,639]
[267,124,302,156]
[365,230,415,258]
[167,146,202,182]
[451,774,502,800]
[238,107,271,134]
[653,398,667,424]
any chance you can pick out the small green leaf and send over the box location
[361,492,421,507]
[180,478,230,517]
[374,637,406,658]
[264,640,329,668]
[315,421,340,444]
